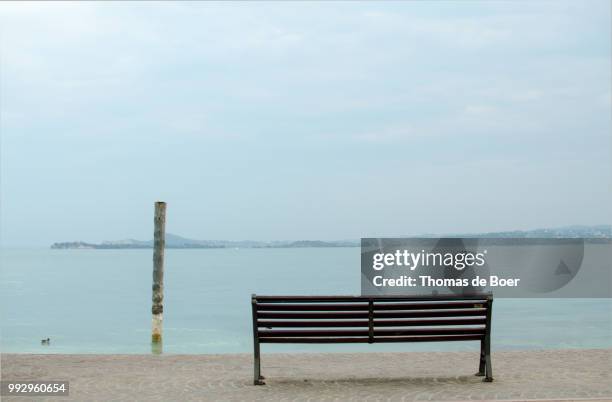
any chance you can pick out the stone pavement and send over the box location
[1,349,611,401]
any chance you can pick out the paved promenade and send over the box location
[1,349,611,401]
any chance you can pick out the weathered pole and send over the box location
[151,201,166,347]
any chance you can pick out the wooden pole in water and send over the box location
[151,201,166,345]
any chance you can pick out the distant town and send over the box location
[50,225,611,249]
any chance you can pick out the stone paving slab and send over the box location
[1,349,611,401]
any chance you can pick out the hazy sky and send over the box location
[1,1,610,246]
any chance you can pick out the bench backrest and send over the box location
[252,295,492,344]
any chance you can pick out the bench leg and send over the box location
[483,336,493,382]
[483,354,493,382]
[253,341,265,385]
[475,339,486,376]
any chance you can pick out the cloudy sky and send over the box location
[1,1,610,246]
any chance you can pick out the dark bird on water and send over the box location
[41,338,50,345]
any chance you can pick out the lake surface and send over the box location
[1,248,611,354]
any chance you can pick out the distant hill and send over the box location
[50,234,358,249]
[50,225,610,249]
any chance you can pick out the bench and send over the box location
[251,294,493,384]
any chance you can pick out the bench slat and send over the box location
[258,327,485,337]
[375,309,487,318]
[259,334,484,343]
[257,308,487,320]
[257,312,369,319]
[256,301,486,311]
[257,317,487,328]
[374,302,486,310]
[254,295,491,302]
[257,303,368,311]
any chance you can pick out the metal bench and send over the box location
[251,294,493,384]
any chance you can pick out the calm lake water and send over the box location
[1,248,611,354]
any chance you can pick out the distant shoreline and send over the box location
[50,225,611,249]
[50,239,360,250]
